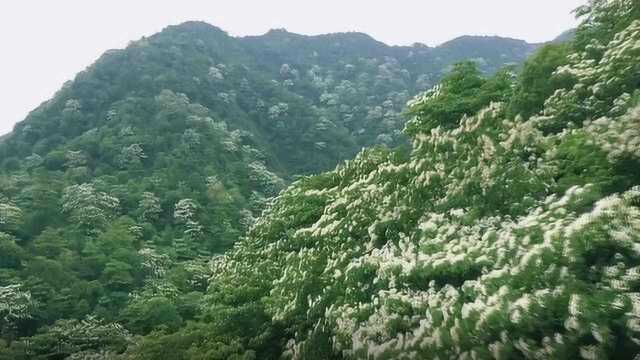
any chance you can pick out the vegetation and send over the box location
[0,19,533,359]
[122,2,638,358]
[2,0,639,358]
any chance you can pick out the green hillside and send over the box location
[0,20,539,359]
[114,1,640,358]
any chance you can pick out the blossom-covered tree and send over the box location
[138,192,161,222]
[119,143,147,168]
[61,183,119,231]
[0,201,22,232]
[0,284,33,339]
[174,198,203,239]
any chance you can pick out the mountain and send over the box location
[2,22,538,175]
[61,1,639,358]
[0,21,548,359]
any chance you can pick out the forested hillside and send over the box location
[0,19,539,359]
[44,0,640,358]
[1,24,536,175]
[183,1,638,358]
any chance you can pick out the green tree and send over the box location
[0,234,25,269]
[405,61,513,134]
[508,43,573,119]
[122,297,182,334]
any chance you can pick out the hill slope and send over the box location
[2,23,537,175]
[0,22,539,358]
[115,1,640,358]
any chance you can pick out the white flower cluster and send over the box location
[46,315,132,353]
[584,105,640,161]
[174,198,203,239]
[118,143,147,167]
[0,201,22,230]
[61,183,119,230]
[248,160,285,196]
[208,64,225,81]
[0,284,33,323]
[138,247,172,278]
[268,102,289,119]
[543,18,640,130]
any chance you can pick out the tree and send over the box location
[33,228,68,259]
[208,66,225,81]
[174,199,202,239]
[61,183,119,232]
[23,153,43,170]
[64,150,87,168]
[139,248,172,279]
[182,129,201,148]
[573,0,640,51]
[119,144,147,168]
[138,192,162,222]
[102,260,135,291]
[0,202,22,233]
[0,284,33,339]
[0,234,25,269]
[122,297,182,335]
[247,161,285,197]
[29,316,131,357]
[405,61,512,134]
[508,43,572,119]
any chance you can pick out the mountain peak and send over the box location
[265,27,291,35]
[160,21,228,37]
[440,35,532,47]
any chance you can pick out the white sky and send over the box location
[0,0,585,135]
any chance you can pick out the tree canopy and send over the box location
[1,2,636,358]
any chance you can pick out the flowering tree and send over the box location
[138,192,161,222]
[44,316,131,356]
[65,150,87,168]
[24,153,43,170]
[0,284,33,338]
[118,143,147,168]
[0,201,22,232]
[174,198,203,239]
[208,65,225,81]
[138,247,172,278]
[268,103,289,120]
[247,161,285,196]
[61,183,119,231]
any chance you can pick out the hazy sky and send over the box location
[0,0,585,135]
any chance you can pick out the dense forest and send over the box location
[2,0,640,358]
[0,14,535,360]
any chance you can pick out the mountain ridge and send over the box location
[2,20,538,176]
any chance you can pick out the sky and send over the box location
[0,0,585,135]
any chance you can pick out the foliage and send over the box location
[27,316,131,358]
[0,9,601,360]
[508,43,574,119]
[0,201,22,233]
[405,62,514,134]
[139,3,640,358]
[0,284,33,326]
[61,183,120,232]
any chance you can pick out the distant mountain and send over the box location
[3,22,538,175]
